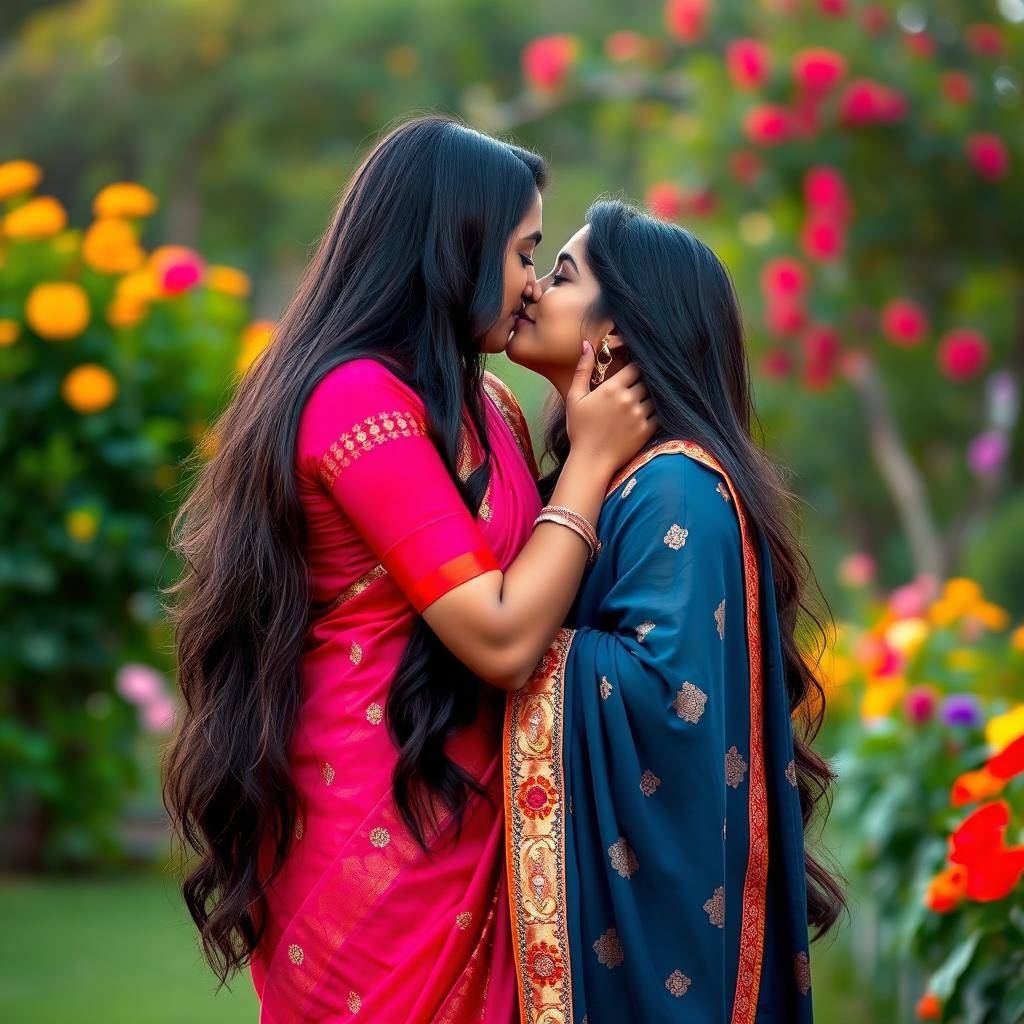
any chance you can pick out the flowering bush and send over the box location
[0,161,269,866]
[823,568,1024,1020]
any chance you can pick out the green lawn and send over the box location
[0,870,892,1022]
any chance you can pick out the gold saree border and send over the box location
[483,371,541,480]
[609,440,769,1024]
[503,626,576,1024]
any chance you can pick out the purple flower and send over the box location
[967,430,1008,477]
[940,693,983,728]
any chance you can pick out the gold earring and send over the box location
[591,337,614,387]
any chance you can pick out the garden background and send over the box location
[1,0,1023,1021]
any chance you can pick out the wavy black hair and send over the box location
[163,115,546,984]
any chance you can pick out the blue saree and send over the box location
[504,440,813,1024]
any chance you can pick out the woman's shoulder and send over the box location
[298,358,425,460]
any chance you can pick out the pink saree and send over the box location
[250,358,541,1022]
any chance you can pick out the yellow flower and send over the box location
[885,617,929,656]
[206,265,252,298]
[3,196,67,239]
[0,319,20,346]
[116,268,161,305]
[62,364,118,414]
[947,648,982,672]
[944,578,982,606]
[25,282,90,340]
[82,218,145,274]
[106,296,147,329]
[0,160,42,200]
[986,705,1024,753]
[66,508,99,542]
[237,319,275,372]
[971,601,1010,631]
[860,678,907,721]
[92,182,158,220]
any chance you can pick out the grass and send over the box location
[0,869,893,1022]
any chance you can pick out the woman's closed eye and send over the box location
[550,272,568,285]
[520,254,535,268]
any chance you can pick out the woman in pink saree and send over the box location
[164,116,655,1024]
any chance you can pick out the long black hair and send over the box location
[163,115,546,984]
[539,199,846,938]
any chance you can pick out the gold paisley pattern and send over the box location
[455,911,473,930]
[294,816,304,841]
[365,702,383,725]
[607,837,639,879]
[673,681,708,723]
[725,745,748,789]
[592,928,624,968]
[347,990,362,1013]
[349,641,362,665]
[369,826,390,848]
[704,885,726,928]
[322,762,335,786]
[319,409,429,488]
[287,943,304,965]
[666,969,692,997]
[639,769,661,797]
[332,564,387,609]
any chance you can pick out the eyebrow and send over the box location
[557,251,579,273]
[520,230,543,245]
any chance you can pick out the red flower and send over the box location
[839,79,907,125]
[804,166,850,222]
[966,133,1010,181]
[881,299,928,346]
[743,104,793,145]
[522,35,578,92]
[761,257,808,300]
[937,328,989,381]
[941,71,974,106]
[605,31,647,62]
[729,149,763,185]
[816,0,847,14]
[987,734,1024,782]
[860,5,889,34]
[948,800,1010,865]
[966,23,1005,57]
[762,348,794,378]
[765,300,806,337]
[801,217,844,262]
[903,32,935,58]
[646,182,684,220]
[965,846,1024,902]
[792,48,848,94]
[727,39,770,91]
[664,0,710,43]
[924,864,968,912]
[915,992,941,1020]
[802,325,842,389]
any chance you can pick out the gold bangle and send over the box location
[542,505,599,551]
[534,509,600,564]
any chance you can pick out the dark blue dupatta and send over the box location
[504,441,813,1024]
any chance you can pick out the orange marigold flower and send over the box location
[1012,625,1024,652]
[92,182,158,220]
[951,767,1004,807]
[0,159,42,200]
[206,265,252,298]
[62,363,118,414]
[237,319,276,372]
[3,196,67,239]
[923,864,967,912]
[0,318,20,346]
[25,282,90,340]
[915,991,941,1019]
[82,218,145,274]
[106,296,147,329]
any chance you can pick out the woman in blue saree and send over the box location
[502,200,846,1023]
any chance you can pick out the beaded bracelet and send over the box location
[534,505,601,564]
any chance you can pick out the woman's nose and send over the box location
[523,279,542,303]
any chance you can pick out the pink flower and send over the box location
[938,329,989,381]
[646,182,684,220]
[116,663,166,706]
[729,149,763,184]
[881,299,928,346]
[941,72,974,106]
[904,685,938,724]
[743,104,793,145]
[141,694,177,734]
[800,217,844,262]
[967,431,1008,477]
[802,324,842,388]
[966,24,1005,57]
[727,39,771,91]
[838,552,876,587]
[151,246,204,295]
[605,32,647,62]
[860,5,889,34]
[522,35,578,92]
[903,32,935,58]
[792,48,848,94]
[966,133,1010,181]
[889,575,939,618]
[804,166,850,222]
[762,348,794,378]
[761,257,808,300]
[816,0,847,14]
[839,79,907,125]
[765,300,806,337]
[665,0,711,43]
